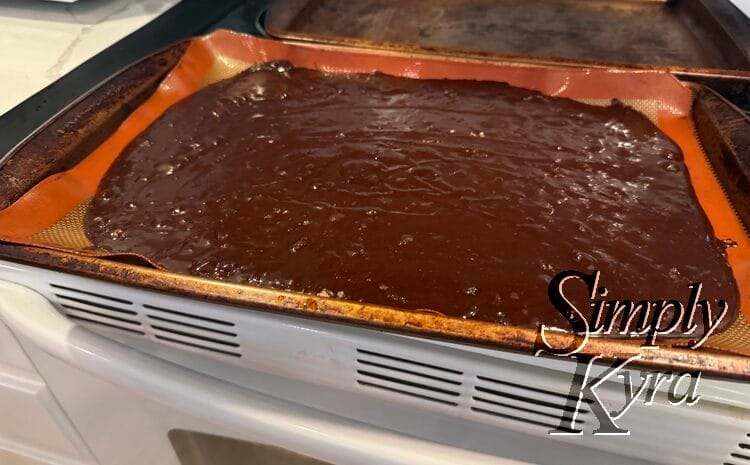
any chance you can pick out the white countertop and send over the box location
[735,0,750,16]
[0,0,179,116]
[0,0,747,118]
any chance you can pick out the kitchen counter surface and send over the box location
[0,0,179,116]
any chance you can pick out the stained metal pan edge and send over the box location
[0,39,749,379]
[0,43,190,211]
[3,243,750,380]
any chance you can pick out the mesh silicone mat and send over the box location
[1,29,749,354]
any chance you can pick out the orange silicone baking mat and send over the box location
[0,29,748,341]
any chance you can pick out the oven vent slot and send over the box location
[354,349,464,407]
[50,283,144,335]
[470,375,591,433]
[724,434,750,465]
[143,304,241,358]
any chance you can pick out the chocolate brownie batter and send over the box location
[86,62,739,329]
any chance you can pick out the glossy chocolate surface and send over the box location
[86,63,738,329]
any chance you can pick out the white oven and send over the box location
[0,260,749,465]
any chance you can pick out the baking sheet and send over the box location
[0,29,748,356]
[265,0,750,75]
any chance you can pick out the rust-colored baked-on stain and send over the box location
[1,244,750,380]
